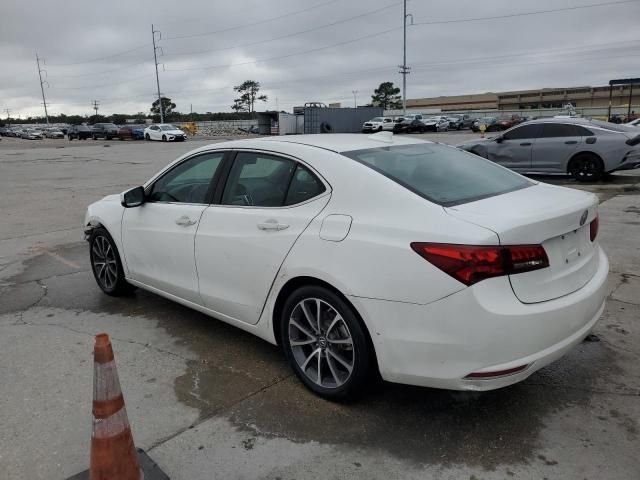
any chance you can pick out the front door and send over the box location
[195,151,330,324]
[487,124,542,170]
[532,123,582,172]
[121,151,226,303]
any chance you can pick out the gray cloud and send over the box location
[1,0,639,118]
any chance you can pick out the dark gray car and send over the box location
[458,118,640,181]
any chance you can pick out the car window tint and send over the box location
[574,125,594,136]
[149,153,224,204]
[540,123,579,138]
[284,165,326,206]
[342,144,532,207]
[222,152,296,207]
[503,124,541,140]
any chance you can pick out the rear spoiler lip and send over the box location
[625,133,640,146]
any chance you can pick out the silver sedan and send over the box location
[458,118,640,181]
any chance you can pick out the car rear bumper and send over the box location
[351,245,608,391]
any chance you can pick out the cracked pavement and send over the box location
[0,137,639,479]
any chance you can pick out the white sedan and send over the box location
[85,133,608,399]
[144,124,186,142]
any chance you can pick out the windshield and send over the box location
[479,117,495,123]
[160,125,177,131]
[370,117,383,122]
[341,143,532,207]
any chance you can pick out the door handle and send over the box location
[257,219,289,231]
[175,216,197,227]
[565,140,578,144]
[520,142,532,146]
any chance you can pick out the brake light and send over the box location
[590,214,599,242]
[410,243,549,286]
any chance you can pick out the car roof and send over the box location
[255,133,431,152]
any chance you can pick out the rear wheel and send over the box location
[568,153,604,182]
[89,227,136,296]
[280,286,372,400]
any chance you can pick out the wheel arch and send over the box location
[272,275,379,373]
[567,150,605,173]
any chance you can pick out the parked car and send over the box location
[116,125,145,140]
[393,114,426,133]
[446,114,475,130]
[44,128,64,139]
[362,117,394,133]
[85,134,608,400]
[421,116,450,132]
[68,125,94,140]
[458,118,640,181]
[91,123,119,140]
[21,129,44,140]
[496,114,523,130]
[144,124,187,141]
[471,117,500,132]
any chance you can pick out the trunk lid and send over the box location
[445,183,600,303]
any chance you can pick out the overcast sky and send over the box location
[1,0,639,118]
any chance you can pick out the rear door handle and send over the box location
[258,219,289,231]
[565,140,578,144]
[175,216,197,227]
[520,142,532,146]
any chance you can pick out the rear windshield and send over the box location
[341,143,532,207]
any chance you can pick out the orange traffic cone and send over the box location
[90,333,142,480]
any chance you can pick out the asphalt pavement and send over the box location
[0,134,638,479]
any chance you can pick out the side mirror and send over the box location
[121,186,146,208]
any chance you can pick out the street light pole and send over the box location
[352,90,358,108]
[400,0,413,116]
[152,24,164,123]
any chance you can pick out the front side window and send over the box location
[149,152,225,204]
[222,153,296,207]
[503,124,542,140]
[342,144,532,207]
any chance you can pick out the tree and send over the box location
[151,97,176,121]
[371,82,402,110]
[232,80,267,113]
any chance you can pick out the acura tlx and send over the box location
[84,132,608,400]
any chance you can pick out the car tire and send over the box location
[568,153,604,182]
[89,227,136,297]
[280,285,372,401]
[162,135,167,142]
[145,133,150,141]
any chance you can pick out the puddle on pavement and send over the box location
[3,241,635,470]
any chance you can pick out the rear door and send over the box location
[195,151,330,325]
[487,124,542,170]
[531,123,582,171]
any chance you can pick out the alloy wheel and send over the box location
[288,298,355,389]
[92,235,118,290]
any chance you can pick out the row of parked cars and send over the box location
[362,113,540,134]
[0,123,188,142]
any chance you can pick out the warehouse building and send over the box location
[408,84,639,112]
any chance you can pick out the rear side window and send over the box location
[503,124,541,140]
[285,165,326,205]
[574,125,594,136]
[540,124,579,138]
[342,144,532,207]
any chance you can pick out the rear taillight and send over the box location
[410,243,549,286]
[590,214,599,242]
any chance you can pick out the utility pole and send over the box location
[4,108,11,127]
[399,0,413,116]
[92,100,100,118]
[36,53,50,124]
[190,103,193,122]
[152,24,164,123]
[352,90,358,108]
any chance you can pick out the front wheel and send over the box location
[568,153,604,182]
[162,135,167,142]
[280,286,372,400]
[89,227,136,296]
[145,133,150,141]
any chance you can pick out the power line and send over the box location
[164,1,402,58]
[163,0,341,40]
[47,44,151,68]
[92,100,100,117]
[49,59,152,79]
[412,0,640,27]
[49,73,156,90]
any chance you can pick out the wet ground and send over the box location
[0,135,639,479]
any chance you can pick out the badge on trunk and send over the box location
[579,210,588,226]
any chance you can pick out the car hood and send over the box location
[162,129,185,134]
[456,138,492,148]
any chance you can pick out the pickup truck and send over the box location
[91,123,118,140]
